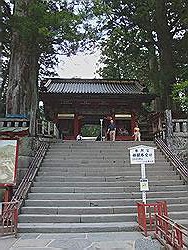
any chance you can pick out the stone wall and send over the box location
[16,137,41,185]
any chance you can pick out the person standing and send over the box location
[76,133,83,141]
[107,119,116,141]
[57,121,63,139]
[133,124,141,141]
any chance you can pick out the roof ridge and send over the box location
[46,78,140,85]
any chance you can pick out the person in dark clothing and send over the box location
[57,121,63,139]
[95,134,101,141]
[107,119,116,141]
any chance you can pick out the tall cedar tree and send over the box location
[95,0,188,111]
[5,0,93,135]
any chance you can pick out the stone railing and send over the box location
[36,120,59,138]
[172,119,188,134]
[0,118,30,128]
[152,112,188,166]
[0,118,59,138]
[170,118,188,166]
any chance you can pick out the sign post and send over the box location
[100,119,103,141]
[140,164,148,204]
[129,145,156,204]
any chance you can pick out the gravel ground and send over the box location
[135,236,164,250]
[0,232,165,250]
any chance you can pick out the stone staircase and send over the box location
[18,141,188,233]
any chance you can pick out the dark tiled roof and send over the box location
[42,78,147,95]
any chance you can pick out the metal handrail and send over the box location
[155,138,188,183]
[2,141,49,218]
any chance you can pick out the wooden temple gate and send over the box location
[40,78,154,140]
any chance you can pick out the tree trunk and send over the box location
[164,109,173,148]
[6,0,39,136]
[155,0,176,110]
[147,34,161,111]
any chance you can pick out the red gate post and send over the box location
[157,200,168,217]
[1,201,19,237]
[175,226,184,248]
[137,201,169,237]
[137,202,147,236]
[13,202,19,237]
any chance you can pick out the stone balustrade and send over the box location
[36,120,59,138]
[172,119,188,134]
[0,118,58,138]
[0,118,30,128]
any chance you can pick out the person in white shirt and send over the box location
[76,133,83,141]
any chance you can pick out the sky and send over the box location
[56,50,102,79]
[0,140,17,148]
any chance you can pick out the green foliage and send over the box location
[95,0,188,110]
[81,124,100,137]
[11,1,85,54]
[1,0,96,116]
[95,0,159,82]
[0,1,11,116]
[172,81,188,113]
[2,0,96,74]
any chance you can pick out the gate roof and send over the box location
[41,78,153,97]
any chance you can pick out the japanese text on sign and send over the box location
[129,145,155,164]
[140,178,149,191]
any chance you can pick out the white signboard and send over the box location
[140,178,149,191]
[129,145,155,164]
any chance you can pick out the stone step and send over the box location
[41,164,170,169]
[19,140,187,234]
[41,163,169,168]
[48,142,155,146]
[19,213,137,223]
[35,176,182,184]
[42,158,167,163]
[50,141,155,147]
[44,152,166,162]
[172,220,188,228]
[36,174,180,180]
[45,150,162,155]
[48,144,159,148]
[47,150,157,154]
[48,145,155,149]
[48,147,156,151]
[43,159,167,165]
[44,148,164,155]
[31,185,187,193]
[52,140,154,143]
[18,221,138,233]
[169,211,188,220]
[25,197,188,207]
[21,204,188,215]
[38,170,174,177]
[18,219,188,234]
[39,166,171,172]
[28,191,188,200]
[18,211,188,224]
[43,156,157,160]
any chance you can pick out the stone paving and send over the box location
[0,232,163,250]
